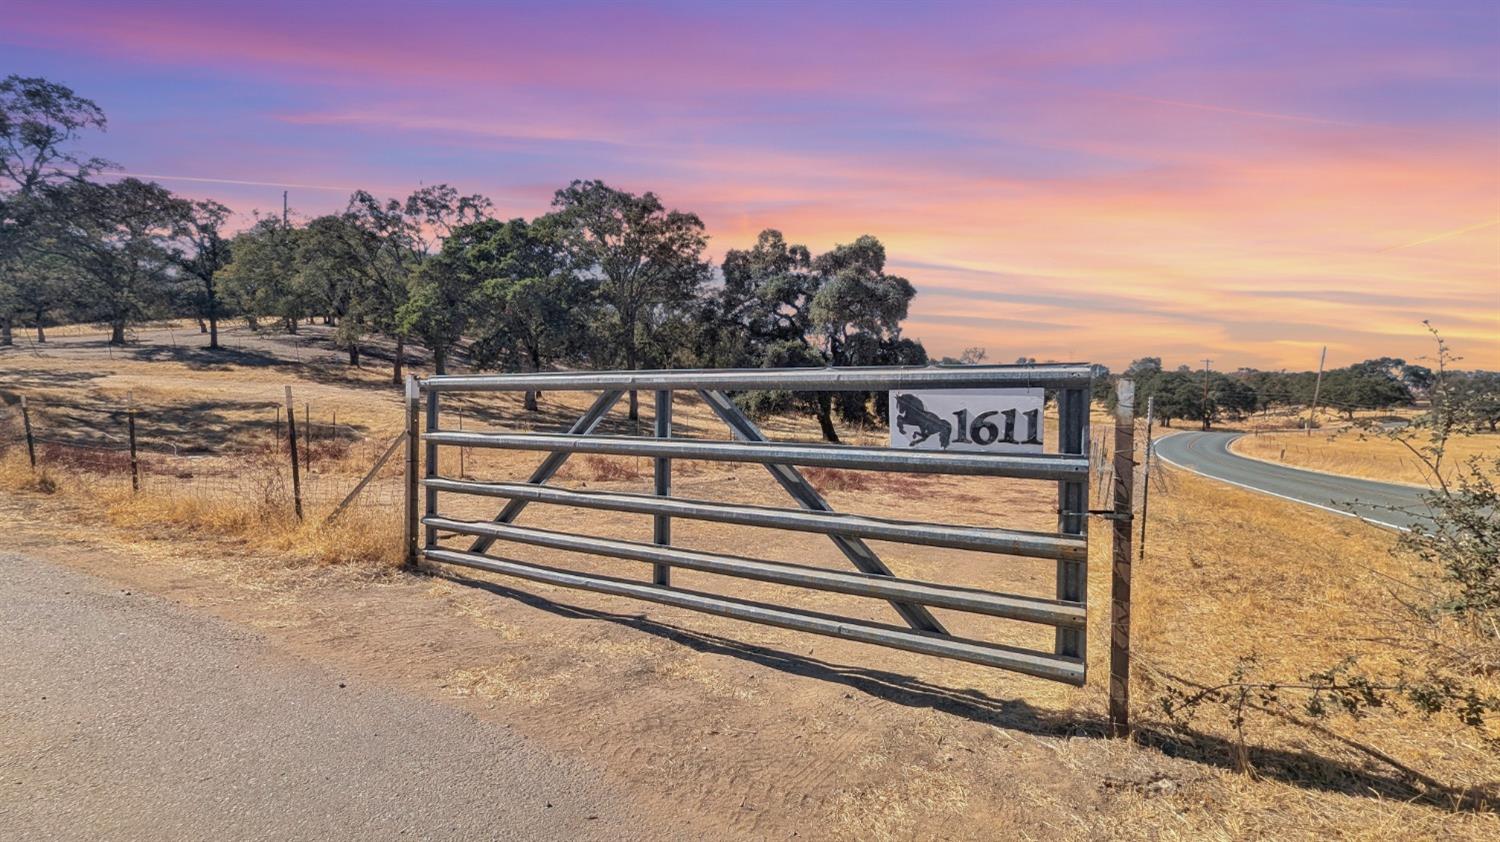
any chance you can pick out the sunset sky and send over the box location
[6,0,1497,370]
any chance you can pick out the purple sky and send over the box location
[7,0,1498,368]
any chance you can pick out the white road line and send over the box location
[1153,432,1410,532]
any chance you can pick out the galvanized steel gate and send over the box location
[405,365,1135,727]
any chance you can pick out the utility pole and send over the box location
[1305,346,1327,436]
[1200,358,1213,431]
[282,190,289,226]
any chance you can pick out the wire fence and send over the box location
[0,388,406,519]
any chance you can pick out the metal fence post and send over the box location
[303,402,311,472]
[1055,385,1089,661]
[1109,379,1136,738]
[405,375,421,568]
[653,389,673,586]
[1138,395,1155,564]
[284,385,303,520]
[424,385,440,551]
[19,395,36,468]
[127,392,140,493]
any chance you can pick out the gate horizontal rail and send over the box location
[422,477,1086,561]
[422,363,1094,393]
[407,363,1100,691]
[423,431,1087,480]
[422,547,1086,684]
[424,515,1086,627]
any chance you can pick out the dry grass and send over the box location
[1232,429,1500,486]
[0,447,402,569]
[1133,471,1499,791]
[0,451,59,493]
[3,322,1498,838]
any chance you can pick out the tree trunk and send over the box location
[110,320,126,345]
[524,348,541,411]
[433,346,447,376]
[348,344,360,367]
[392,336,404,385]
[208,316,219,350]
[285,317,298,335]
[246,315,259,330]
[1,316,12,346]
[197,318,208,334]
[35,323,45,343]
[815,393,840,443]
[626,336,640,421]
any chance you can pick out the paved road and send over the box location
[1152,431,1432,530]
[0,551,671,842]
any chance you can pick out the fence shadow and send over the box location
[434,565,1492,813]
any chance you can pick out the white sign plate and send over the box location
[889,388,1045,453]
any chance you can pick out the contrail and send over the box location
[1381,218,1500,252]
[101,171,355,193]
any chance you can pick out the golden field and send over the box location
[1231,428,1499,487]
[2,321,1495,840]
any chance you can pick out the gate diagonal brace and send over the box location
[697,389,949,636]
[466,390,624,554]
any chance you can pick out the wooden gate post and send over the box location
[404,375,420,568]
[1109,378,1137,738]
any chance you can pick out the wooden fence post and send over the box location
[19,395,36,468]
[1109,378,1137,738]
[127,391,140,493]
[284,385,303,520]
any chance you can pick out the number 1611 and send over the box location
[951,408,1043,446]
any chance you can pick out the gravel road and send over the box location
[1152,430,1432,530]
[0,551,673,842]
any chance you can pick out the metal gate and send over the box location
[405,365,1127,700]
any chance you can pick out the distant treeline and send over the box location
[1102,356,1498,431]
[3,75,1496,439]
[1,76,932,434]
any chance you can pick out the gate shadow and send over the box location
[435,567,1493,813]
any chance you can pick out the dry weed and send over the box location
[0,452,59,494]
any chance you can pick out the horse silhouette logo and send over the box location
[895,394,951,448]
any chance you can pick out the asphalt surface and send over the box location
[1152,430,1433,530]
[0,551,671,842]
